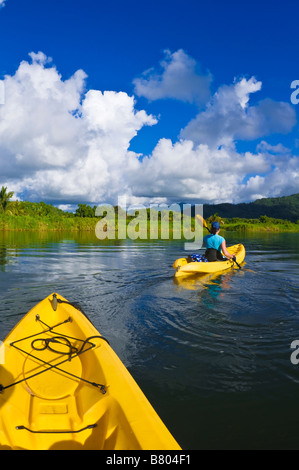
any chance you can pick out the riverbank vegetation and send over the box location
[0,204,298,234]
[0,188,298,234]
[203,193,299,222]
[207,214,299,233]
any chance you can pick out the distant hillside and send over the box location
[5,193,299,223]
[203,193,299,222]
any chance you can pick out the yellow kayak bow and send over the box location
[0,294,181,450]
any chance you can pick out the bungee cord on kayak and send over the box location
[0,308,109,395]
[0,293,181,450]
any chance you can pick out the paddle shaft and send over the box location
[232,256,242,269]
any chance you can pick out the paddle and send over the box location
[195,214,242,269]
[196,214,211,233]
[231,255,242,270]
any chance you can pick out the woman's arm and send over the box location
[221,240,235,259]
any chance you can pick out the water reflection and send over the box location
[0,231,298,449]
[173,267,245,295]
[0,246,8,270]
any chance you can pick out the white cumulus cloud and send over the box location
[0,50,298,206]
[133,49,212,106]
[180,77,296,148]
[129,138,277,204]
[0,52,157,203]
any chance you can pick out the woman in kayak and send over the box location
[203,221,236,262]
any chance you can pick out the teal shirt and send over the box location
[203,234,225,252]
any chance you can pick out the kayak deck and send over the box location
[0,294,181,450]
[173,244,245,277]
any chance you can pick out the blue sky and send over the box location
[0,0,298,207]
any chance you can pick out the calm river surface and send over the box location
[0,230,299,449]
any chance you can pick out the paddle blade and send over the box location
[196,214,211,232]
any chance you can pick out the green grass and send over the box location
[0,201,298,234]
[222,216,299,233]
[0,214,97,231]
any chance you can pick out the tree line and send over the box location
[1,187,298,227]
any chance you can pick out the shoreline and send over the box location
[0,216,299,234]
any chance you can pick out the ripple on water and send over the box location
[0,233,299,449]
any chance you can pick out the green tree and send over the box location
[207,213,224,225]
[0,187,14,212]
[75,203,96,217]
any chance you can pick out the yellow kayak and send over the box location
[0,294,181,450]
[173,244,245,277]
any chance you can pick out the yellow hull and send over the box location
[0,294,181,450]
[173,244,246,277]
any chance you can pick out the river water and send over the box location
[0,230,299,449]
